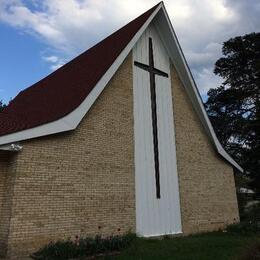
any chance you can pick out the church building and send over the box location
[0,2,241,258]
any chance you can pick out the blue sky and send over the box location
[0,0,259,104]
[0,23,50,103]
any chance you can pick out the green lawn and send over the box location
[103,232,260,260]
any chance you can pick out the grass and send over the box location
[101,232,260,260]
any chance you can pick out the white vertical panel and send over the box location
[133,23,182,236]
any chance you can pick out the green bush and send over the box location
[31,232,136,260]
[244,204,260,221]
[227,202,260,235]
[226,220,259,235]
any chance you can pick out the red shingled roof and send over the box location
[0,3,160,137]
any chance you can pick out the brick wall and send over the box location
[0,53,240,258]
[3,53,135,258]
[170,64,239,234]
[0,153,9,257]
[0,152,17,257]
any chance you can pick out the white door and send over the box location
[133,23,182,236]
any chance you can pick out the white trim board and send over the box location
[0,3,243,172]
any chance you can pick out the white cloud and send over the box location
[42,55,59,63]
[42,55,65,70]
[193,67,223,95]
[0,0,259,95]
[50,62,65,71]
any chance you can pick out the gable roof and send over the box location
[0,3,159,138]
[0,2,242,172]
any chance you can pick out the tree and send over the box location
[0,100,6,112]
[205,32,260,192]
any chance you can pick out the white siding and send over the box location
[133,23,182,236]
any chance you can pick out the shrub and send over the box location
[227,202,260,235]
[226,221,259,235]
[31,232,136,260]
[244,204,260,222]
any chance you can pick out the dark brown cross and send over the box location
[134,37,168,199]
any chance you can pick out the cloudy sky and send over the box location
[0,0,259,103]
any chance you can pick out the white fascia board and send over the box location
[0,3,163,150]
[154,4,243,172]
[0,117,73,147]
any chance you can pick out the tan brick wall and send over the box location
[0,152,17,257]
[170,64,239,234]
[3,53,135,258]
[0,52,240,258]
[0,153,9,256]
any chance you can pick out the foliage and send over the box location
[205,32,260,192]
[243,203,260,221]
[0,100,6,112]
[31,233,136,260]
[226,221,259,235]
[226,203,260,236]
